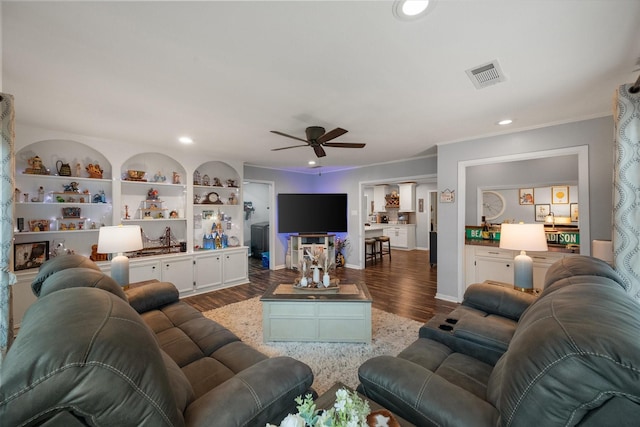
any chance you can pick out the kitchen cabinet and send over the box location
[398,182,416,212]
[373,185,388,212]
[383,225,416,249]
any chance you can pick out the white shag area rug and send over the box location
[203,297,423,395]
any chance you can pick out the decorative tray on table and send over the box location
[293,278,340,293]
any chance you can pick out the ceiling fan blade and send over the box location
[271,144,309,151]
[322,142,366,148]
[270,130,309,143]
[317,127,348,143]
[313,145,327,157]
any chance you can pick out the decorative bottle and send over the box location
[481,216,491,240]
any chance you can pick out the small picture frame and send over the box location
[570,203,579,222]
[535,204,551,222]
[14,241,49,271]
[551,186,569,204]
[519,188,534,205]
[418,198,424,213]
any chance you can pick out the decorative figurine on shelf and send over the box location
[124,205,130,220]
[63,182,80,193]
[170,210,178,218]
[86,163,103,179]
[228,193,237,205]
[56,195,65,203]
[92,192,102,203]
[193,170,201,185]
[75,163,82,177]
[147,188,159,201]
[202,174,210,186]
[213,177,222,187]
[14,188,21,202]
[226,179,237,188]
[194,194,201,204]
[31,186,45,202]
[25,155,48,175]
[56,160,72,177]
[172,171,181,184]
[153,171,166,182]
[24,193,30,203]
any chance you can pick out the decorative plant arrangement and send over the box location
[267,388,370,427]
[295,248,337,290]
[334,236,349,267]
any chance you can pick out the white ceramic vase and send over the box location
[323,272,330,287]
[313,267,320,284]
[300,276,308,287]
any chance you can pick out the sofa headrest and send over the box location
[125,281,180,313]
[544,255,625,290]
[0,287,184,426]
[32,254,101,296]
[489,281,640,425]
[39,267,127,301]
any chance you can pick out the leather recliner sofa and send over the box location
[358,255,640,426]
[0,255,314,426]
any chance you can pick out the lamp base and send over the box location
[513,250,534,291]
[110,254,130,288]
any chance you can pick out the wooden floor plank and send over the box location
[183,249,458,323]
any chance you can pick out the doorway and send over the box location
[243,180,275,270]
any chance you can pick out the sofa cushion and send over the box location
[543,255,625,290]
[32,254,101,296]
[160,350,196,412]
[462,282,537,321]
[39,267,127,301]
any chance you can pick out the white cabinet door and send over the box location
[129,259,161,284]
[223,249,248,285]
[398,182,416,212]
[161,256,194,294]
[384,227,408,248]
[194,252,223,291]
[373,185,388,212]
[475,257,514,284]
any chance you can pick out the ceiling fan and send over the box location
[270,126,366,158]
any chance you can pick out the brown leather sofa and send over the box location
[0,255,314,426]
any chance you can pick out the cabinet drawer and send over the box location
[474,246,512,259]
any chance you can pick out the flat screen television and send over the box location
[277,193,348,234]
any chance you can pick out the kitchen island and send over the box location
[364,223,416,250]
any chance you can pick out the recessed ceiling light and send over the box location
[393,0,437,21]
[497,119,513,126]
[178,136,193,144]
[308,160,316,165]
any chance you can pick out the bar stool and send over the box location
[376,235,391,261]
[364,238,378,265]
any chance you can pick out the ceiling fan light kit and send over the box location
[270,126,366,158]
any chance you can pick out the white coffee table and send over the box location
[260,282,372,343]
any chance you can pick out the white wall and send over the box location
[437,116,614,302]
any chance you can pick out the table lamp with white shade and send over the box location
[499,222,548,292]
[97,225,143,287]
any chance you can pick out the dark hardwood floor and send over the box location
[183,249,459,323]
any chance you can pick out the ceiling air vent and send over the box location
[465,60,506,89]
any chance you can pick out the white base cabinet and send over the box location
[383,225,416,249]
[465,245,575,289]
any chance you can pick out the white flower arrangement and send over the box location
[267,388,370,427]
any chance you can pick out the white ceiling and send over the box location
[3,1,640,173]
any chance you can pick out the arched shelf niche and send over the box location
[17,139,112,179]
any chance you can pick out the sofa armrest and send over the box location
[184,356,314,427]
[358,356,498,427]
[126,282,179,313]
[462,283,537,320]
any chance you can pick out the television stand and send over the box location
[288,234,335,270]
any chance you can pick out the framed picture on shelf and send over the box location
[14,241,49,271]
[551,186,569,204]
[535,204,551,222]
[570,203,579,222]
[519,188,534,205]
